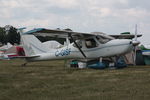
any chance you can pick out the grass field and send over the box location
[0,59,150,100]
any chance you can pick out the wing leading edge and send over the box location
[110,34,142,39]
[24,28,142,39]
[24,28,93,39]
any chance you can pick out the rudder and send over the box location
[21,35,48,56]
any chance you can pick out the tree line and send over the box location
[0,25,65,45]
[0,25,20,45]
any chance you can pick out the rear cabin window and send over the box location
[85,39,98,48]
[73,40,82,48]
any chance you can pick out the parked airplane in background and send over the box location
[0,43,12,52]
[0,45,25,60]
[0,43,13,60]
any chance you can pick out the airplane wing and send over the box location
[24,28,94,39]
[24,28,142,39]
[24,28,114,40]
[110,34,142,39]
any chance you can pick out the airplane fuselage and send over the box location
[26,39,133,62]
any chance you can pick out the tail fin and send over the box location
[21,35,48,56]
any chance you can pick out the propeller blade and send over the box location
[134,24,138,41]
[133,46,137,66]
[133,24,139,65]
[68,33,86,58]
[132,41,140,46]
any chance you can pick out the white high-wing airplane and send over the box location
[19,28,141,65]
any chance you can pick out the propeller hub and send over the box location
[132,40,140,46]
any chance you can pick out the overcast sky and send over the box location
[0,0,150,44]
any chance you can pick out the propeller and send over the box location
[132,24,140,65]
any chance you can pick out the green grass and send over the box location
[0,59,150,100]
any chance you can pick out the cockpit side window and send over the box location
[73,40,82,48]
[96,36,111,44]
[85,39,98,48]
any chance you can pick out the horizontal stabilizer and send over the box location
[7,55,40,59]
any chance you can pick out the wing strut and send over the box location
[68,33,86,58]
